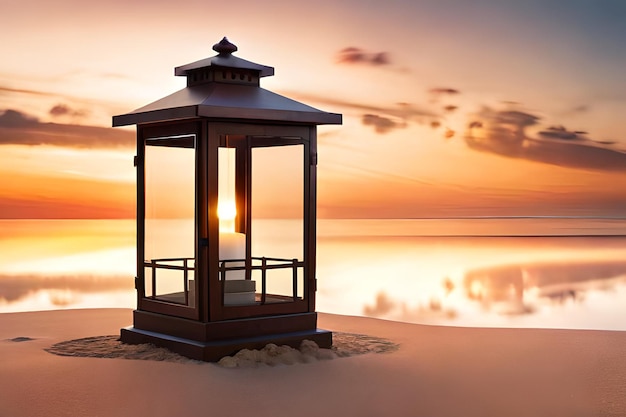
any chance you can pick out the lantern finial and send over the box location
[213,37,238,56]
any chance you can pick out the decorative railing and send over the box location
[145,257,194,305]
[219,257,304,304]
[144,256,304,306]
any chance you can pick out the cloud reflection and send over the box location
[0,273,133,305]
[363,291,458,322]
[464,260,626,315]
[362,259,626,322]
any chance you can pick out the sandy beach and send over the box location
[1,308,625,416]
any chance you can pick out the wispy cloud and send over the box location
[336,47,391,66]
[0,108,134,148]
[280,91,438,135]
[0,85,56,97]
[429,87,460,96]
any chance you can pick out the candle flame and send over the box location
[218,200,237,233]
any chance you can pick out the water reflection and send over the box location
[316,232,626,330]
[464,260,626,315]
[0,274,133,311]
[1,219,626,330]
[0,220,136,312]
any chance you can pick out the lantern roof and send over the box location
[113,37,342,127]
[174,37,275,78]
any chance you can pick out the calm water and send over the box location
[1,218,626,330]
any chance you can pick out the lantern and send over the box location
[113,37,342,361]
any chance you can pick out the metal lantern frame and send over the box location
[113,38,341,361]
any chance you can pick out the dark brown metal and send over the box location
[292,259,298,301]
[197,120,209,321]
[234,138,246,234]
[136,126,145,306]
[245,137,253,282]
[207,122,220,322]
[213,37,238,56]
[261,257,267,304]
[306,126,318,312]
[183,258,189,306]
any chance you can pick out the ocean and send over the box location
[1,218,626,330]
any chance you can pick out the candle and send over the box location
[217,197,246,280]
[219,231,246,280]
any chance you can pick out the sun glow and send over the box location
[217,199,237,233]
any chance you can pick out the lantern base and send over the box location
[120,325,332,362]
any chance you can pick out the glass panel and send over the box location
[251,144,304,303]
[144,136,196,306]
[218,146,246,283]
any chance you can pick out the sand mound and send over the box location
[45,332,398,365]
[217,340,337,368]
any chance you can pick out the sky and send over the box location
[1,0,626,219]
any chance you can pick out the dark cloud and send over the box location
[0,108,134,148]
[465,107,626,172]
[493,110,540,128]
[467,107,540,142]
[430,120,441,129]
[594,140,616,145]
[443,105,458,112]
[538,125,586,141]
[49,103,89,119]
[362,114,404,134]
[358,103,441,134]
[467,134,626,172]
[337,47,391,66]
[0,109,39,127]
[370,52,390,65]
[429,87,460,95]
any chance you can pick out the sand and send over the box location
[1,309,625,416]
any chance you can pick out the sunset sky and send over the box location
[1,0,626,218]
